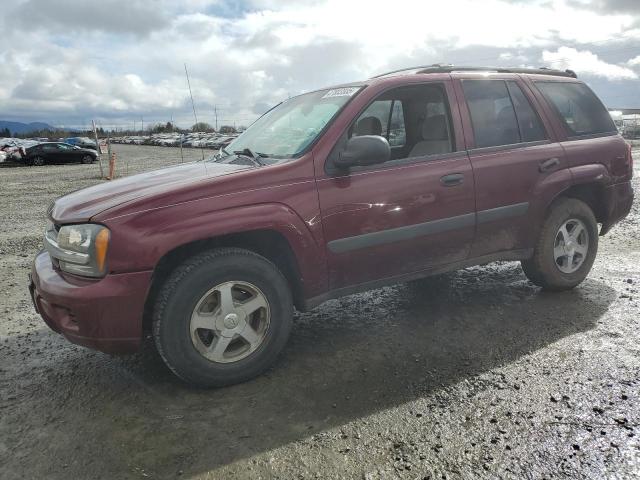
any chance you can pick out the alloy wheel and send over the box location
[553,218,589,274]
[189,281,270,363]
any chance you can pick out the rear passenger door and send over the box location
[454,76,568,258]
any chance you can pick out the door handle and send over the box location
[440,173,464,186]
[539,157,560,172]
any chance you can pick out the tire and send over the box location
[81,155,94,164]
[521,198,598,291]
[153,248,293,387]
[32,156,45,166]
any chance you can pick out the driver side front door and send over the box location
[316,81,476,291]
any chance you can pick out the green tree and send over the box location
[219,125,236,134]
[191,122,214,132]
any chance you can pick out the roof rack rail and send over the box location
[372,64,577,79]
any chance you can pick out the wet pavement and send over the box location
[1,144,638,479]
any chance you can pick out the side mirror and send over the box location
[334,135,390,169]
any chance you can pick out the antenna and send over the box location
[184,63,205,161]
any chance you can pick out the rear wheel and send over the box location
[521,198,598,291]
[153,248,293,387]
[32,156,45,166]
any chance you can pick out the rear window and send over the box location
[535,82,616,137]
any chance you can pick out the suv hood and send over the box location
[51,161,250,223]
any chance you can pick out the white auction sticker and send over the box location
[322,87,360,99]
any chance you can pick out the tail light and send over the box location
[613,142,634,179]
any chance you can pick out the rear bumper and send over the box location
[30,250,152,354]
[601,180,634,235]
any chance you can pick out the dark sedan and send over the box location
[24,143,97,166]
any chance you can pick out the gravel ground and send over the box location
[1,144,639,479]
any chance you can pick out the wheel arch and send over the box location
[551,181,607,224]
[142,229,306,332]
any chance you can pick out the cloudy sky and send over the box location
[1,0,639,130]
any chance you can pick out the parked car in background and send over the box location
[212,136,235,149]
[64,137,98,150]
[24,142,97,166]
[623,119,640,139]
[31,66,634,387]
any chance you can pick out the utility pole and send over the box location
[184,62,205,161]
[214,105,218,131]
[92,120,104,179]
[141,116,144,133]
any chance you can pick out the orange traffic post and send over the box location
[107,152,116,180]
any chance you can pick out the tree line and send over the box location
[3,122,243,139]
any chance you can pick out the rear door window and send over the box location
[535,81,616,137]
[506,81,547,142]
[462,80,520,148]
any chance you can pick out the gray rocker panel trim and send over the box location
[327,202,529,254]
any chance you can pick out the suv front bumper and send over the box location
[29,250,152,354]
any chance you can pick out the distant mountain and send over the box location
[0,120,56,135]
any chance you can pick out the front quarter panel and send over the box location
[98,182,327,298]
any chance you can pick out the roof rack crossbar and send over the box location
[372,65,577,79]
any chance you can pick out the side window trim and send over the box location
[467,138,550,155]
[346,150,469,175]
[385,100,394,140]
[504,81,524,143]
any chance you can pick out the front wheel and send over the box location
[32,156,45,166]
[153,248,293,387]
[521,198,598,291]
[81,155,94,164]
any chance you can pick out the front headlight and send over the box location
[44,223,110,277]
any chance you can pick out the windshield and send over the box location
[216,86,362,162]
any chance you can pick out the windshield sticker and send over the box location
[322,87,360,99]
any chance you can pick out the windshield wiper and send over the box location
[233,148,266,166]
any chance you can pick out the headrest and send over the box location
[354,116,383,136]
[496,106,514,123]
[422,114,447,140]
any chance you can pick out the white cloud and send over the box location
[1,0,639,127]
[542,47,638,79]
[628,55,640,66]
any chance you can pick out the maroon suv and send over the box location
[30,65,634,387]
